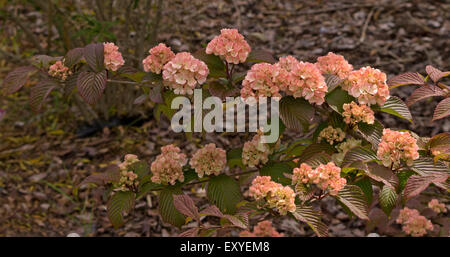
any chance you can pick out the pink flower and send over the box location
[142,43,175,74]
[292,162,346,196]
[151,144,187,185]
[240,220,284,237]
[318,126,346,145]
[288,62,327,105]
[249,176,278,201]
[242,130,271,168]
[117,154,140,191]
[342,66,390,106]
[189,143,227,178]
[240,63,288,99]
[48,61,71,81]
[428,199,447,214]
[396,207,433,237]
[377,129,419,168]
[103,42,125,71]
[162,52,209,95]
[206,28,251,64]
[276,56,301,72]
[249,176,296,215]
[342,101,375,125]
[315,52,353,79]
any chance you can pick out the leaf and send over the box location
[379,185,397,216]
[292,205,328,237]
[354,176,373,204]
[136,182,161,199]
[83,43,105,71]
[403,173,448,200]
[30,79,58,112]
[149,84,164,104]
[433,98,450,121]
[406,85,445,106]
[200,205,224,218]
[428,132,450,155]
[296,143,335,165]
[227,148,244,170]
[64,71,79,98]
[158,187,186,228]
[325,88,354,113]
[335,185,369,220]
[376,96,413,123]
[245,49,276,64]
[425,65,450,82]
[295,184,315,202]
[324,74,344,92]
[279,96,315,132]
[223,213,248,229]
[342,146,377,167]
[107,191,135,229]
[411,157,450,176]
[193,48,226,78]
[30,55,62,68]
[208,80,238,100]
[178,227,199,237]
[77,70,107,104]
[206,174,243,214]
[78,165,120,187]
[2,66,37,94]
[173,194,200,221]
[133,94,148,105]
[387,72,424,89]
[356,120,384,149]
[260,162,292,185]
[366,162,398,190]
[64,48,84,68]
[128,161,149,179]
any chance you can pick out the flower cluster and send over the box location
[287,61,328,105]
[315,52,353,79]
[342,101,375,125]
[396,207,433,237]
[292,162,346,195]
[239,220,284,237]
[428,199,447,214]
[377,129,419,168]
[117,154,140,191]
[206,28,251,64]
[103,42,125,71]
[240,63,286,99]
[276,56,301,72]
[142,43,175,74]
[162,52,209,95]
[342,66,389,106]
[332,138,362,165]
[189,143,227,178]
[318,126,346,145]
[150,144,187,185]
[48,61,71,81]
[249,176,296,215]
[242,130,271,168]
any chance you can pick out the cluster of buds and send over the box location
[240,63,287,99]
[189,143,227,178]
[428,199,447,214]
[150,144,187,185]
[332,138,362,165]
[142,43,175,74]
[103,42,125,71]
[292,162,346,196]
[117,154,140,191]
[396,207,433,237]
[377,129,419,169]
[239,220,284,237]
[242,130,271,168]
[342,101,375,125]
[315,52,353,79]
[249,176,296,215]
[206,28,251,64]
[342,66,390,106]
[162,52,209,95]
[318,126,346,145]
[48,61,72,81]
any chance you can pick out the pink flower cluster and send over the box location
[206,28,251,64]
[189,143,227,178]
[396,207,433,237]
[242,130,271,168]
[48,61,71,81]
[103,42,125,71]
[151,144,187,185]
[239,220,284,237]
[428,199,447,214]
[292,162,346,196]
[377,129,419,168]
[240,63,287,99]
[315,52,353,79]
[142,43,175,74]
[117,154,140,191]
[342,66,389,106]
[162,52,209,95]
[249,176,296,215]
[318,126,346,145]
[342,101,375,125]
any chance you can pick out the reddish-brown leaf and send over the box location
[387,72,424,89]
[173,194,200,221]
[406,85,445,106]
[432,98,450,121]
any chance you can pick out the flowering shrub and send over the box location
[3,28,449,237]
[240,220,284,237]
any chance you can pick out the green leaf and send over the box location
[83,43,104,72]
[354,176,373,204]
[279,96,315,132]
[30,79,58,112]
[128,161,149,179]
[206,174,243,214]
[2,66,37,94]
[260,162,292,185]
[379,185,397,216]
[342,146,377,167]
[193,48,226,78]
[136,181,161,199]
[158,187,186,228]
[107,191,135,229]
[375,96,413,123]
[335,185,369,220]
[325,88,354,113]
[292,205,328,237]
[77,70,107,105]
[227,148,244,169]
[295,143,335,166]
[245,49,276,64]
[356,120,384,149]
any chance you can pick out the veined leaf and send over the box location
[342,146,377,167]
[77,70,107,105]
[379,185,397,216]
[206,174,242,214]
[325,88,354,113]
[403,173,448,200]
[425,65,450,82]
[376,96,413,123]
[179,227,199,237]
[279,96,315,132]
[296,143,335,166]
[335,185,369,220]
[354,176,373,204]
[260,162,292,185]
[292,205,328,237]
[366,162,398,190]
[64,48,84,68]
[324,74,344,92]
[107,191,135,229]
[78,165,120,187]
[433,98,450,121]
[357,120,384,149]
[30,79,59,112]
[2,66,37,94]
[158,187,186,228]
[428,132,450,155]
[193,48,226,78]
[173,194,200,221]
[83,43,104,72]
[387,72,424,89]
[227,148,244,169]
[245,49,276,64]
[406,85,445,107]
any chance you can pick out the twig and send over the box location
[359,8,375,43]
